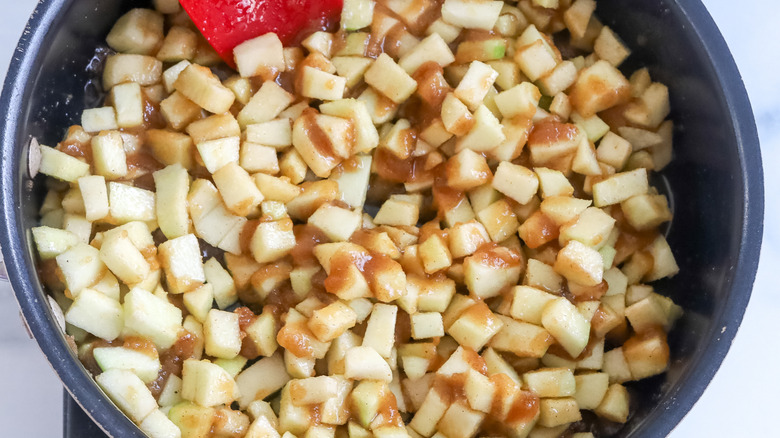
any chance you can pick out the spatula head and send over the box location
[180,0,343,66]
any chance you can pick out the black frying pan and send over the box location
[0,0,764,436]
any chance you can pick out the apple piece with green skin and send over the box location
[93,346,161,384]
[96,369,158,423]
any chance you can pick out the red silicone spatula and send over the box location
[180,0,344,67]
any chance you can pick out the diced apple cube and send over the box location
[96,369,157,423]
[103,53,163,89]
[596,131,632,170]
[569,60,630,117]
[554,240,604,286]
[489,315,553,358]
[625,83,670,130]
[65,288,123,340]
[523,368,576,398]
[111,82,144,129]
[409,388,449,437]
[559,206,616,248]
[463,245,523,299]
[235,353,291,408]
[441,0,503,30]
[541,296,591,358]
[93,345,161,384]
[398,33,455,74]
[364,53,418,104]
[345,346,393,382]
[146,129,194,169]
[494,82,541,119]
[564,0,597,39]
[538,196,591,226]
[594,26,631,67]
[300,67,347,101]
[445,148,492,191]
[622,328,670,380]
[534,167,574,198]
[99,230,150,285]
[514,39,557,82]
[123,287,183,349]
[363,303,398,358]
[152,164,190,239]
[456,105,506,152]
[105,8,163,55]
[32,226,79,260]
[341,0,375,30]
[437,402,485,438]
[447,302,503,351]
[411,312,444,340]
[293,110,354,177]
[233,33,285,78]
[492,162,539,204]
[56,243,105,295]
[419,234,453,274]
[212,162,264,216]
[454,61,498,110]
[181,358,239,407]
[538,397,581,427]
[374,198,419,227]
[196,136,240,174]
[510,286,557,325]
[441,93,474,136]
[592,168,648,207]
[254,174,302,203]
[238,81,295,128]
[448,220,490,259]
[91,131,128,179]
[307,203,362,242]
[37,145,89,183]
[158,234,205,294]
[182,283,213,323]
[475,199,519,242]
[108,182,156,224]
[203,309,242,359]
[174,64,235,114]
[250,219,296,263]
[594,383,629,423]
[139,409,180,438]
[159,91,201,130]
[245,120,292,150]
[308,301,358,342]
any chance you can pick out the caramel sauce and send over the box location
[518,211,560,249]
[505,390,541,425]
[239,220,260,255]
[276,320,317,357]
[528,120,580,146]
[300,107,342,166]
[123,336,159,358]
[412,62,451,124]
[37,259,63,290]
[126,151,164,179]
[470,243,523,270]
[57,140,92,164]
[149,331,197,398]
[142,90,166,129]
[376,0,443,36]
[374,147,432,183]
[79,338,122,376]
[433,372,468,404]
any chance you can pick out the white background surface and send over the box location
[0,1,776,436]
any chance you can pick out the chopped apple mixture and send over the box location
[32,0,681,437]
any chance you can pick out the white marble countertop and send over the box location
[0,1,776,436]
